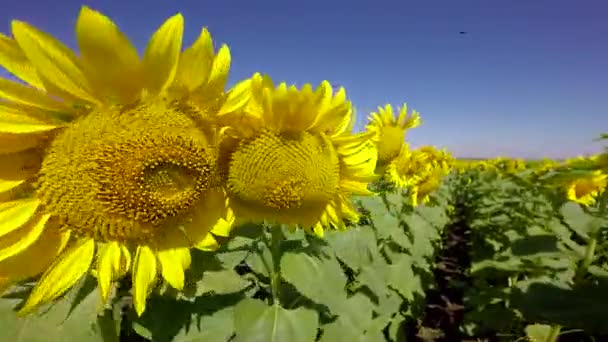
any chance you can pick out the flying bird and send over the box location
[459,31,468,35]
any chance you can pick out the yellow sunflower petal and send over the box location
[174,27,214,92]
[142,13,184,95]
[132,245,157,316]
[194,233,219,251]
[76,6,142,103]
[11,20,98,104]
[217,78,252,116]
[0,33,44,89]
[205,44,231,95]
[0,229,70,292]
[97,241,131,303]
[157,247,189,290]
[18,237,95,316]
[0,106,59,134]
[0,78,71,112]
[0,213,50,262]
[0,180,25,195]
[0,198,40,237]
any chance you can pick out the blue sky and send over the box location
[1,0,607,158]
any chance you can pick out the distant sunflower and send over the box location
[217,74,378,237]
[385,145,429,188]
[565,171,607,207]
[365,103,421,167]
[0,6,243,316]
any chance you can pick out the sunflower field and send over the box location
[1,6,608,342]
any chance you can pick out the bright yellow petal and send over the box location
[142,14,184,95]
[0,229,70,291]
[0,180,25,195]
[0,33,44,89]
[174,27,214,92]
[204,44,231,95]
[97,241,131,303]
[0,78,71,113]
[194,233,219,251]
[132,245,157,316]
[18,237,95,316]
[157,247,189,290]
[11,20,98,104]
[76,6,142,103]
[0,213,50,262]
[0,198,40,237]
[217,78,252,116]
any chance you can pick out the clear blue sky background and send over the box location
[1,0,607,159]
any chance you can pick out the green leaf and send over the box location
[324,225,378,271]
[245,238,273,278]
[195,269,251,296]
[233,299,318,342]
[0,276,116,342]
[280,249,348,313]
[512,279,608,334]
[216,236,255,268]
[132,293,242,341]
[560,202,604,238]
[525,324,554,342]
[386,254,423,301]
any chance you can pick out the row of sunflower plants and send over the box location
[0,184,453,342]
[447,161,608,342]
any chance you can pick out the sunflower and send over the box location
[386,145,452,206]
[365,103,421,167]
[0,6,244,316]
[565,171,608,207]
[216,73,378,237]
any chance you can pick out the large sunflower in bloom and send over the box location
[0,7,244,316]
[216,73,378,237]
[365,103,421,167]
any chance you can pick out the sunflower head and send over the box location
[217,73,377,237]
[0,6,242,317]
[365,103,421,166]
[565,171,608,206]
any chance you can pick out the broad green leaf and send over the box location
[233,299,318,342]
[512,279,608,334]
[324,224,378,271]
[560,202,604,238]
[132,293,242,341]
[525,324,554,342]
[245,239,272,278]
[385,254,423,301]
[280,250,348,313]
[195,269,251,296]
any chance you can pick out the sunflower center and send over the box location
[36,102,216,243]
[377,125,405,163]
[227,130,340,214]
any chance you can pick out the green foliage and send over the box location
[0,187,452,341]
[451,168,608,340]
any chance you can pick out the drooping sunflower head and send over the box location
[386,145,452,205]
[0,6,243,316]
[365,103,421,166]
[217,73,378,237]
[565,171,608,207]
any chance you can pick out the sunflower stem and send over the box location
[268,225,283,305]
[574,236,596,283]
